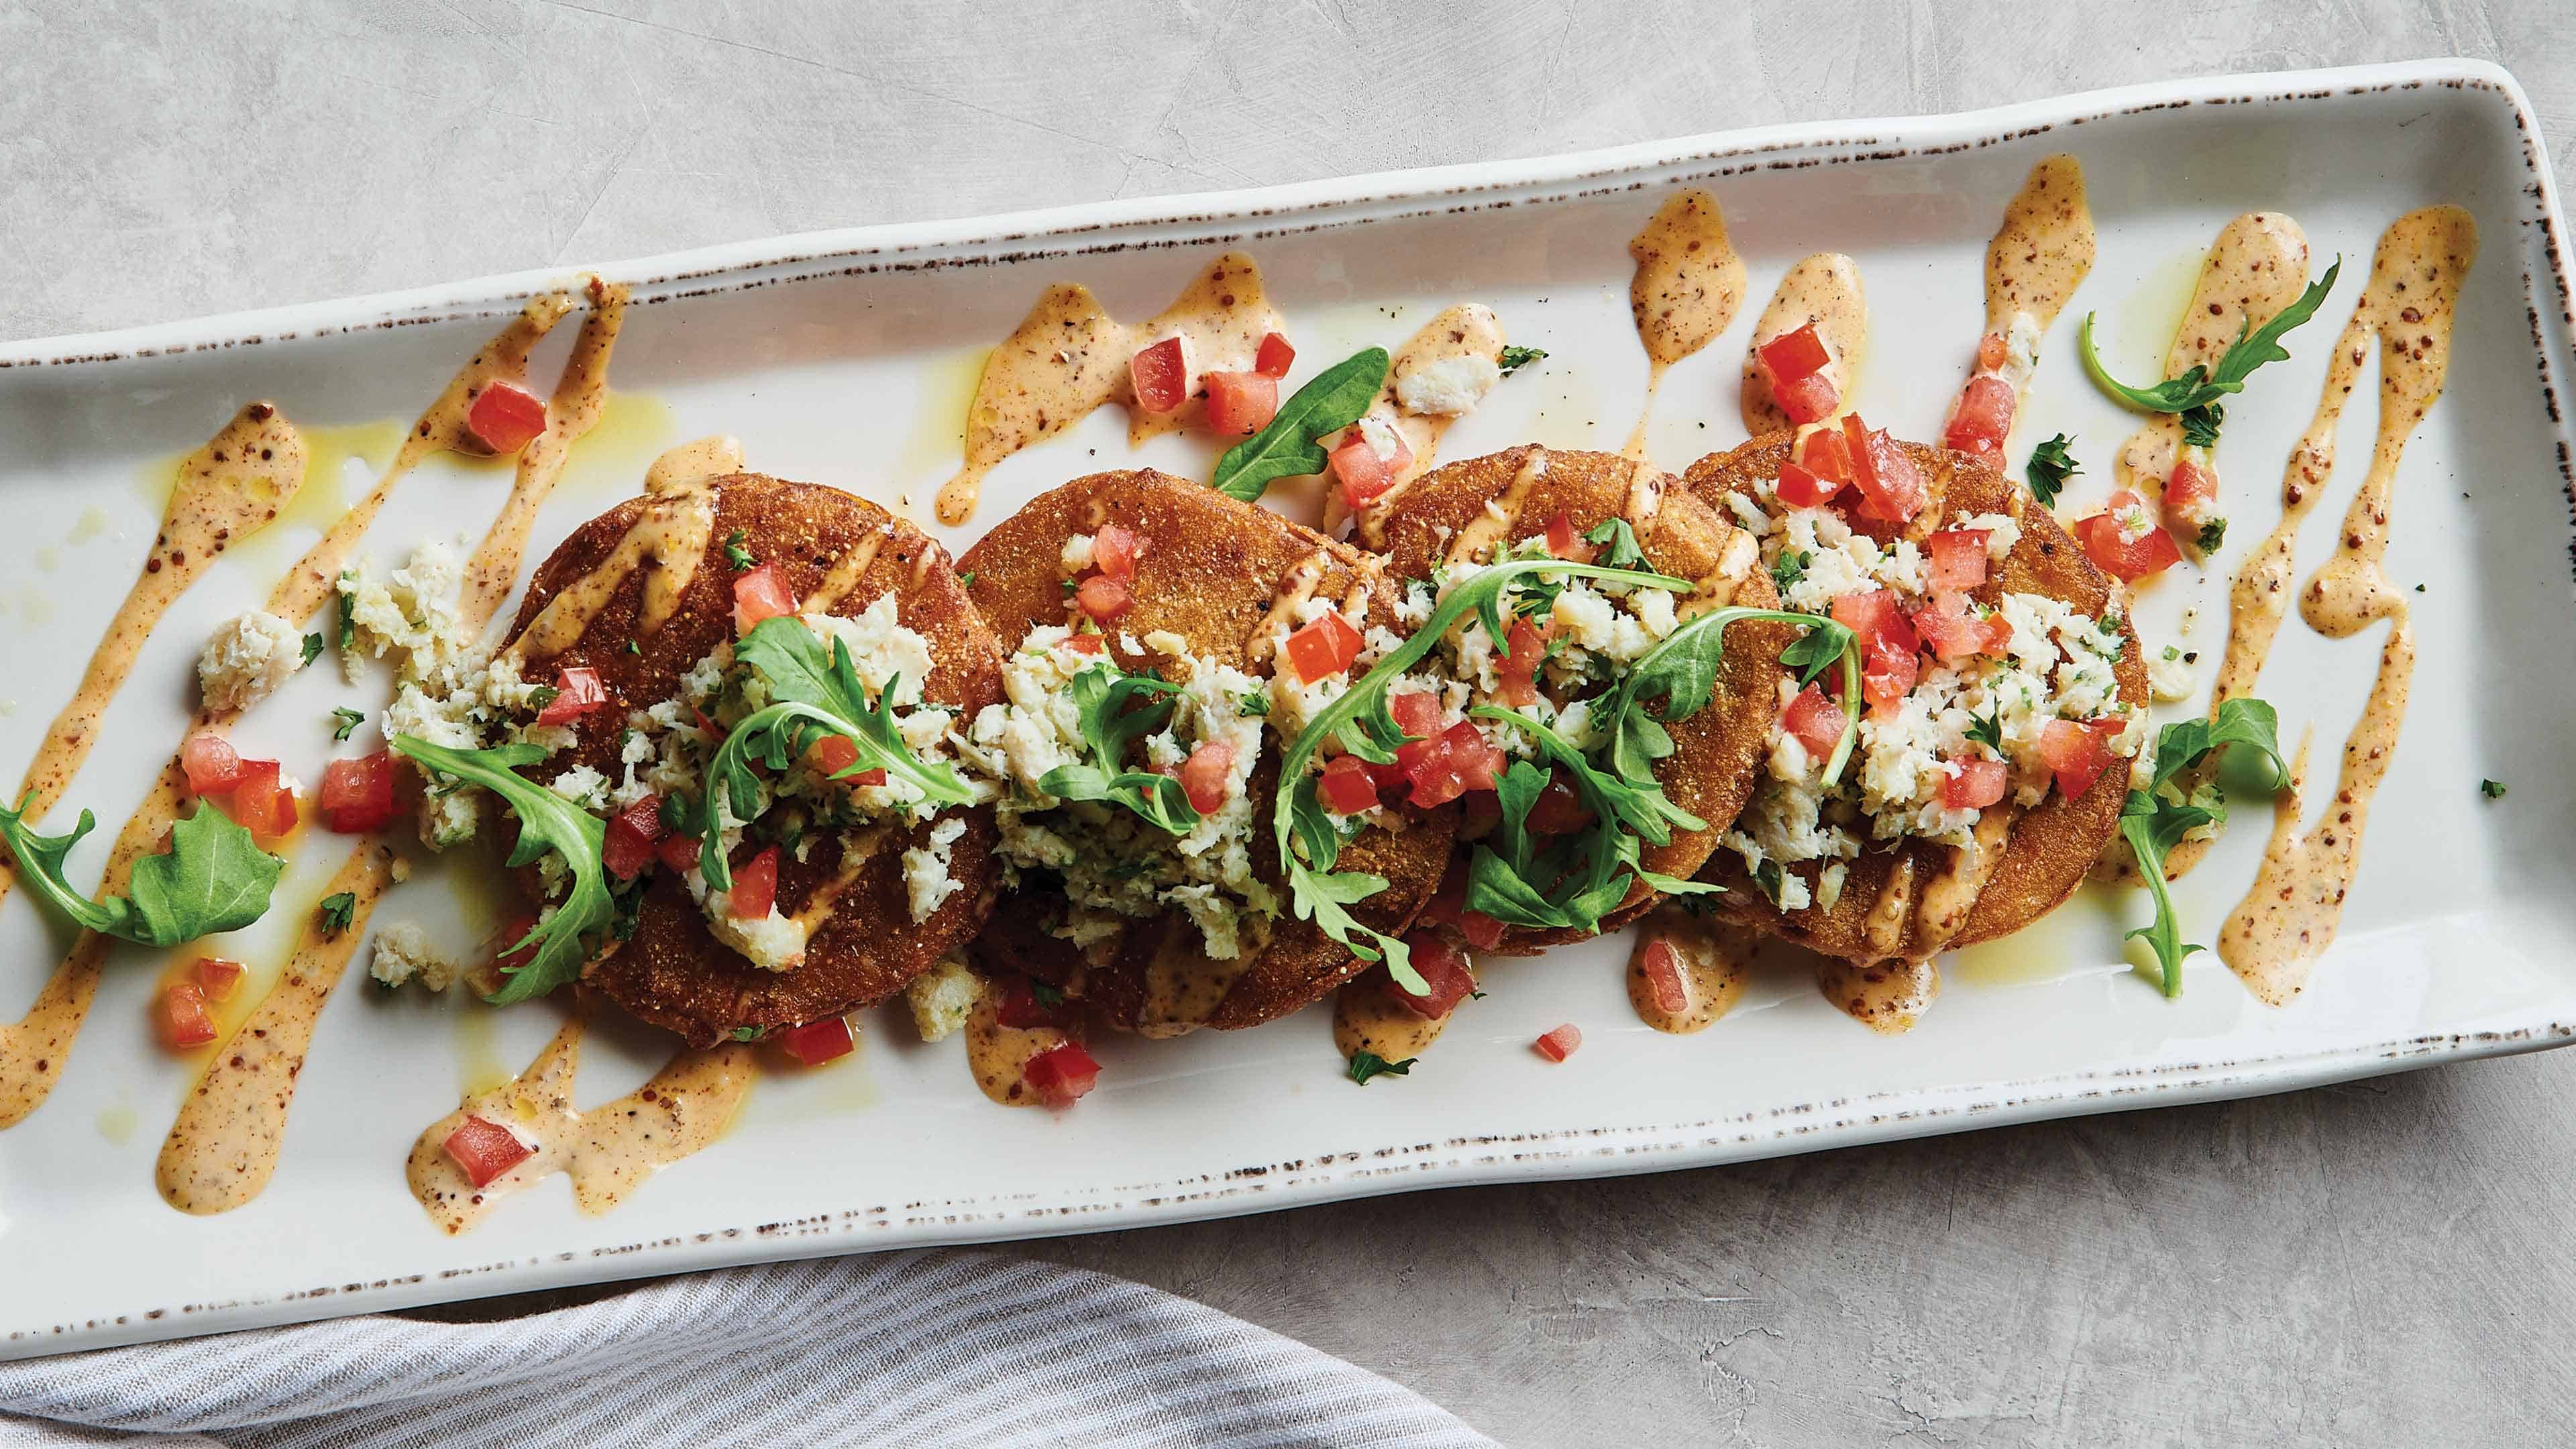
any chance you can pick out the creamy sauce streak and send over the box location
[936,254,1281,525]
[963,985,1073,1107]
[1817,953,1939,1036]
[2111,214,2310,527]
[1740,254,1866,435]
[1911,805,2019,953]
[1624,189,1746,457]
[458,281,631,629]
[1442,448,1550,568]
[1626,904,1751,1034]
[1338,305,1510,544]
[1986,156,2096,338]
[409,1014,755,1234]
[1333,971,1468,1062]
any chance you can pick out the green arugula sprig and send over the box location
[0,795,283,947]
[1273,558,1859,993]
[1212,348,1389,502]
[2119,698,2290,996]
[1038,661,1201,835]
[2078,260,2342,441]
[390,737,612,1005]
[690,616,975,891]
[1347,1051,1415,1084]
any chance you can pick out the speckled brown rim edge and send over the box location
[5,57,2572,1361]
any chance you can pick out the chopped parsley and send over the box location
[2481,778,2508,800]
[1771,549,1811,595]
[2025,434,2080,507]
[2196,518,2228,555]
[1346,1051,1415,1085]
[1497,345,1548,376]
[959,570,977,589]
[1030,981,1067,1007]
[1966,710,2004,753]
[301,632,325,667]
[2180,402,2224,449]
[723,529,757,570]
[335,574,358,652]
[1581,517,1645,570]
[1235,690,1270,718]
[317,892,358,935]
[625,639,642,656]
[730,1025,767,1042]
[330,707,365,742]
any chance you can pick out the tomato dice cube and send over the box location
[732,562,798,634]
[1330,423,1411,509]
[1405,721,1502,808]
[1092,523,1142,582]
[193,957,244,1001]
[443,1115,533,1187]
[1640,939,1690,1015]
[1130,335,1190,414]
[1915,591,2004,665]
[1798,424,1855,484]
[1385,931,1476,1018]
[729,847,780,920]
[1180,741,1236,814]
[1255,332,1296,378]
[1976,331,2010,372]
[464,380,548,455]
[1318,753,1382,814]
[1779,683,1848,762]
[602,794,665,881]
[1943,755,2011,810]
[2040,717,2128,801]
[1534,1023,1582,1063]
[223,759,297,843]
[1064,632,1105,655]
[1543,512,1596,563]
[775,1015,856,1067]
[1024,1041,1102,1106]
[806,734,885,788]
[995,977,1068,1030]
[1495,616,1552,708]
[2073,492,2184,582]
[1925,529,1992,591]
[1775,460,1842,508]
[1282,611,1363,684]
[655,832,702,875]
[317,751,395,835]
[1758,322,1833,384]
[1842,414,1929,523]
[156,981,218,1051]
[1523,770,1593,837]
[534,666,608,727]
[1943,375,2015,461]
[1389,689,1444,741]
[1202,370,1279,436]
[1075,574,1133,625]
[1772,372,1840,425]
[180,733,244,795]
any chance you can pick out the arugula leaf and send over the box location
[723,529,756,570]
[390,737,612,1005]
[0,794,283,947]
[1582,518,1645,570]
[317,892,356,934]
[2180,402,2224,449]
[2120,698,2289,996]
[1497,345,1548,376]
[2078,258,2342,415]
[1347,1051,1415,1085]
[331,707,366,742]
[301,632,324,667]
[694,616,977,888]
[1211,347,1390,502]
[2026,434,2080,507]
[1038,661,1201,836]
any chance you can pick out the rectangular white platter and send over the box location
[3,58,2570,1356]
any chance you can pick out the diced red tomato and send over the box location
[1842,415,1929,523]
[603,794,665,881]
[1091,523,1141,582]
[1282,611,1363,684]
[1024,1041,1101,1106]
[1534,1023,1582,1063]
[1544,513,1596,563]
[1640,939,1690,1015]
[193,957,244,1001]
[1420,857,1508,951]
[223,759,297,843]
[1925,529,1992,590]
[1758,323,1833,384]
[1779,683,1848,761]
[1386,932,1476,1019]
[156,981,217,1051]
[1831,588,1923,718]
[1943,755,2010,810]
[1130,336,1190,414]
[2165,458,2217,525]
[1405,721,1503,808]
[443,1116,533,1186]
[1976,331,2010,372]
[1255,331,1296,378]
[1495,616,1553,708]
[1202,371,1278,436]
[995,977,1069,1030]
[1075,574,1133,625]
[1773,372,1840,425]
[2073,492,2185,582]
[805,733,884,788]
[655,833,702,875]
[1318,754,1382,815]
[1943,375,2016,461]
[2040,717,2128,801]
[1775,460,1842,508]
[317,752,395,835]
[180,733,244,795]
[1180,741,1236,814]
[732,562,798,633]
[1064,631,1105,655]
[1389,689,1444,741]
[729,847,779,919]
[533,666,608,727]
[1330,425,1412,509]
[775,1015,856,1067]
[1914,591,2006,665]
[1798,424,1855,484]
[464,380,548,455]
[1524,771,1593,837]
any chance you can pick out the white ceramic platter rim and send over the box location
[4,57,2571,1356]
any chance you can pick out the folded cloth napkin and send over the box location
[0,1250,1492,1448]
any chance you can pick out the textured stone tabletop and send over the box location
[7,3,2572,1443]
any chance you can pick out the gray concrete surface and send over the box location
[6,1,2571,1442]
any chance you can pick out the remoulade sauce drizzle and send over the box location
[1740,253,1866,435]
[1625,904,1751,1035]
[1331,305,1509,545]
[1623,189,1746,458]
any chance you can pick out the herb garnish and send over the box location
[625,639,641,656]
[317,892,357,934]
[1211,347,1390,502]
[301,633,325,668]
[1346,1051,1415,1085]
[2481,778,2508,800]
[2180,402,2224,449]
[2025,434,2080,508]
[724,529,757,570]
[958,570,977,589]
[392,737,614,1004]
[1967,710,2004,753]
[2078,259,2342,429]
[730,1025,767,1042]
[2196,519,2228,555]
[1771,549,1810,595]
[1235,690,1270,718]
[1030,981,1067,1007]
[1497,345,1548,376]
[691,616,975,890]
[1582,518,1644,570]
[0,796,283,947]
[335,575,358,653]
[1037,659,1201,835]
[330,707,365,742]
[2118,698,2290,996]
